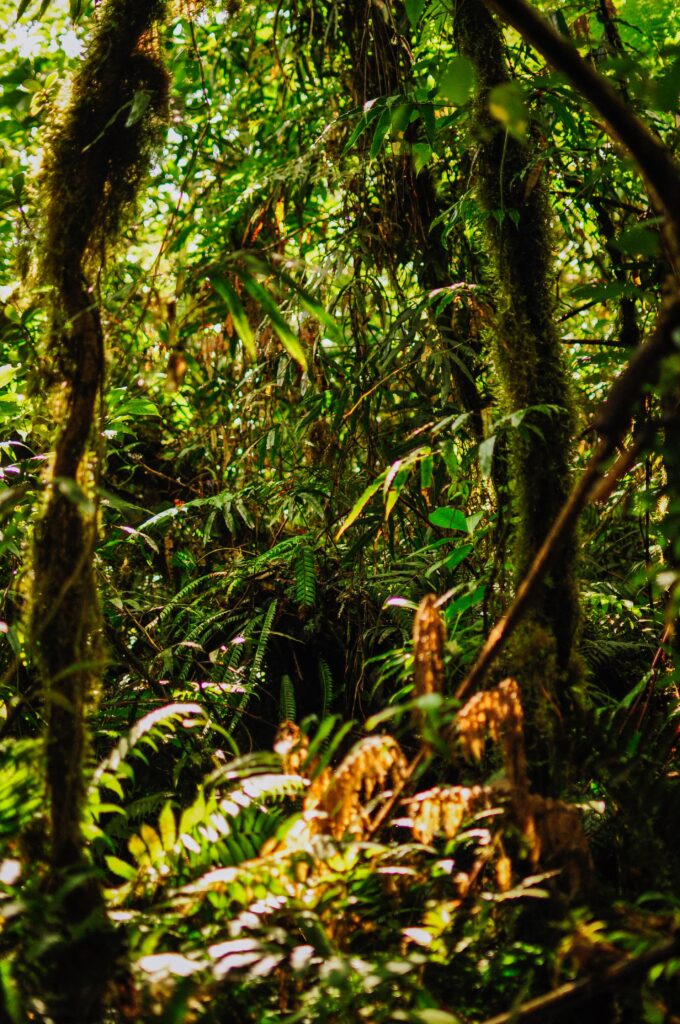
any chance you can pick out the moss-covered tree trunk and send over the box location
[27,2,168,1020]
[452,0,579,699]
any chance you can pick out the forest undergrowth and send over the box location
[0,0,679,1022]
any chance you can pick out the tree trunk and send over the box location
[26,1,169,1019]
[453,0,579,693]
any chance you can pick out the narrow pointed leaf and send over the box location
[242,277,308,370]
[211,274,257,360]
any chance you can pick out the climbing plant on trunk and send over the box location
[26,0,169,1019]
[452,0,579,705]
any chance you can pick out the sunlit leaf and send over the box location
[438,57,475,105]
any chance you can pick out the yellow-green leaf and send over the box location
[335,473,386,540]
[158,801,176,851]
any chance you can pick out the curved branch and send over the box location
[479,934,680,1024]
[483,0,680,267]
[456,294,680,699]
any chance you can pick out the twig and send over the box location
[455,447,608,699]
[478,935,680,1024]
[367,748,426,838]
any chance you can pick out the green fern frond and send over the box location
[319,658,334,717]
[0,740,43,837]
[295,545,316,607]
[154,572,229,630]
[279,674,297,722]
[91,703,206,792]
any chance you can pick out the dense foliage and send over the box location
[0,0,679,1021]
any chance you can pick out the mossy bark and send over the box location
[27,2,169,1020]
[452,0,579,678]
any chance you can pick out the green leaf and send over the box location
[428,507,469,532]
[0,364,18,389]
[437,57,475,105]
[420,454,433,490]
[384,466,411,520]
[390,102,413,137]
[370,105,393,159]
[335,474,385,539]
[242,276,308,370]
[159,801,177,851]
[106,855,136,881]
[614,224,660,257]
[211,274,257,359]
[125,90,151,128]
[414,1011,464,1024]
[405,0,425,29]
[412,142,432,174]
[489,82,529,138]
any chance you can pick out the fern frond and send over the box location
[279,674,297,722]
[307,734,407,839]
[319,658,334,717]
[153,572,229,631]
[295,545,316,607]
[91,703,206,791]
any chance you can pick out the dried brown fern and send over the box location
[306,735,407,839]
[456,679,591,891]
[457,677,527,793]
[412,595,446,748]
[408,785,486,844]
[274,720,309,776]
[524,794,593,893]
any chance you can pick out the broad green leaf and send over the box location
[159,801,177,851]
[412,142,432,174]
[614,224,660,257]
[420,454,433,490]
[438,57,475,105]
[211,273,257,359]
[140,823,163,864]
[390,102,413,137]
[425,544,473,578]
[428,507,469,532]
[415,1011,463,1024]
[0,365,18,389]
[489,82,529,138]
[405,0,425,29]
[106,855,136,881]
[242,276,308,370]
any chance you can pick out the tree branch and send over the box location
[456,294,680,700]
[482,0,680,269]
[478,935,680,1024]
